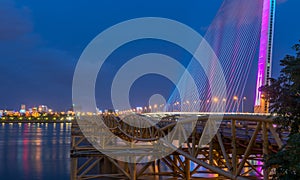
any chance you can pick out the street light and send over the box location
[175,102,180,112]
[185,101,190,111]
[212,97,219,112]
[206,99,210,112]
[233,96,238,112]
[154,104,158,112]
[233,96,238,101]
[213,97,219,103]
[222,98,226,112]
[242,96,246,113]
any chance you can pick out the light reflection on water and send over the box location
[0,123,71,180]
[0,123,264,179]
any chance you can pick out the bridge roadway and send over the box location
[70,112,285,180]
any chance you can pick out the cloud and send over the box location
[0,1,33,41]
[0,1,75,110]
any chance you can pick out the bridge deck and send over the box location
[70,113,286,180]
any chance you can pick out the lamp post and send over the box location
[173,102,179,112]
[153,104,158,112]
[233,96,238,112]
[159,104,163,112]
[222,98,226,112]
[242,96,246,113]
[206,99,210,112]
[186,101,190,111]
[213,97,218,112]
[176,102,180,112]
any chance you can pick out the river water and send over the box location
[0,122,263,179]
[0,123,71,180]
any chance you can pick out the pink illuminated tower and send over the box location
[254,0,276,113]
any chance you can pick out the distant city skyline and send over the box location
[0,0,299,111]
[1,103,54,113]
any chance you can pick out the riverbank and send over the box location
[1,120,72,123]
[1,116,74,123]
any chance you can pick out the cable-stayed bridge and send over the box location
[70,0,280,179]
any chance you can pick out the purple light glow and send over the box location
[255,0,272,106]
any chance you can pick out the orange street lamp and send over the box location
[233,96,238,112]
[213,97,219,103]
[233,96,238,101]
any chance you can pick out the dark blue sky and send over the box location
[0,0,299,111]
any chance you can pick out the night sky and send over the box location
[0,0,299,111]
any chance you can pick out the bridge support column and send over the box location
[172,155,179,178]
[185,158,191,180]
[263,122,269,180]
[209,141,214,165]
[71,157,77,180]
[231,120,237,175]
[129,162,137,180]
[154,159,161,180]
[100,157,119,179]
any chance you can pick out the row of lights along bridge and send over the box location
[116,96,247,114]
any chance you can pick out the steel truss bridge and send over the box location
[70,113,285,180]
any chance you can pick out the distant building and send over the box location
[32,107,37,114]
[38,105,48,113]
[5,110,15,116]
[20,104,26,114]
[31,107,40,117]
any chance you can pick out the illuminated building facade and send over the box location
[20,104,26,114]
[254,0,276,113]
[38,105,48,113]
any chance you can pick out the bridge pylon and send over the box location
[254,0,276,113]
